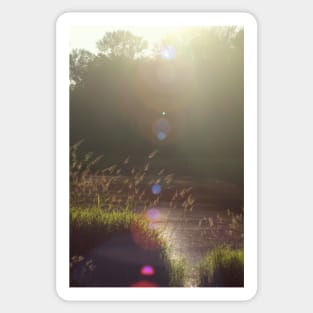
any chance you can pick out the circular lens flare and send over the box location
[157,131,167,140]
[140,265,155,276]
[151,184,161,195]
[160,46,176,60]
[147,208,160,220]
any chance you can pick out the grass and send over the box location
[167,257,187,287]
[198,246,244,287]
[70,207,187,287]
[70,207,164,254]
[70,141,196,214]
[69,144,243,287]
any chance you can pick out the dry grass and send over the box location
[69,141,243,287]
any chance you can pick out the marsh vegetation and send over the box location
[70,26,244,287]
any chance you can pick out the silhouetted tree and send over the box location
[96,30,148,59]
[70,49,95,87]
[70,27,244,183]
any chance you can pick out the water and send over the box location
[71,177,243,287]
[144,203,244,286]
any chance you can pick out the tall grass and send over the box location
[70,141,196,215]
[167,257,187,287]
[70,207,187,286]
[69,142,243,287]
[70,207,164,254]
[198,246,244,287]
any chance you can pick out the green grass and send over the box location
[70,207,186,286]
[70,207,165,253]
[198,246,244,287]
[167,257,188,287]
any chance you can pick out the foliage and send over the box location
[69,142,196,214]
[96,30,148,58]
[70,207,162,253]
[167,256,188,287]
[198,246,244,287]
[70,49,95,87]
[69,27,244,183]
[69,27,244,286]
[70,207,187,286]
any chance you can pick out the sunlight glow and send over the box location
[70,27,180,54]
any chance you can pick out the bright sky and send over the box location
[70,27,181,53]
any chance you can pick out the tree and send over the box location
[70,27,244,183]
[70,49,95,88]
[96,30,148,59]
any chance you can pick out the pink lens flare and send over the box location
[140,265,155,276]
[130,222,161,250]
[147,208,160,220]
[131,280,158,287]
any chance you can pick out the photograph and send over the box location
[56,12,257,300]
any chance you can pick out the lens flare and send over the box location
[147,208,160,220]
[130,222,161,250]
[160,46,176,60]
[140,265,155,276]
[152,118,170,141]
[131,280,158,287]
[157,131,167,140]
[151,184,161,195]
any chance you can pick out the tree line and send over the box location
[70,27,244,183]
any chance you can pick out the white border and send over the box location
[56,12,258,301]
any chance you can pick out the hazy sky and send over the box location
[70,27,181,53]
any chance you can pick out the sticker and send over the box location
[56,12,258,301]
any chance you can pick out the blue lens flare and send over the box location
[157,131,167,140]
[160,46,176,60]
[151,184,161,195]
[152,118,170,141]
